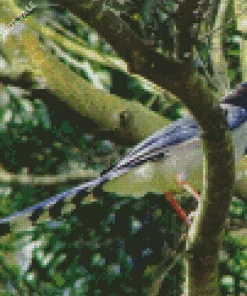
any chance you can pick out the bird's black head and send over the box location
[221,82,247,130]
[223,82,247,108]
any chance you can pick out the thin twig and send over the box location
[0,168,98,185]
[199,3,247,42]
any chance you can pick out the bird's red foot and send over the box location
[175,174,200,201]
[165,191,189,226]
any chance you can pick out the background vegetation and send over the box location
[0,0,247,295]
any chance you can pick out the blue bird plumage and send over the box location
[1,82,247,226]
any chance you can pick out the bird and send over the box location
[1,82,247,232]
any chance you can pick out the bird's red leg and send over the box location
[165,192,189,227]
[164,175,201,227]
[165,176,201,254]
[175,174,200,201]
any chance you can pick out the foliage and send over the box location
[21,192,184,295]
[0,0,246,295]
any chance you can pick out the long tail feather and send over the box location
[0,176,105,230]
[0,166,130,235]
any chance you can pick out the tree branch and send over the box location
[210,0,231,95]
[0,168,98,185]
[52,0,183,92]
[0,0,171,145]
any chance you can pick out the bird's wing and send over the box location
[113,115,199,170]
[0,115,199,233]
